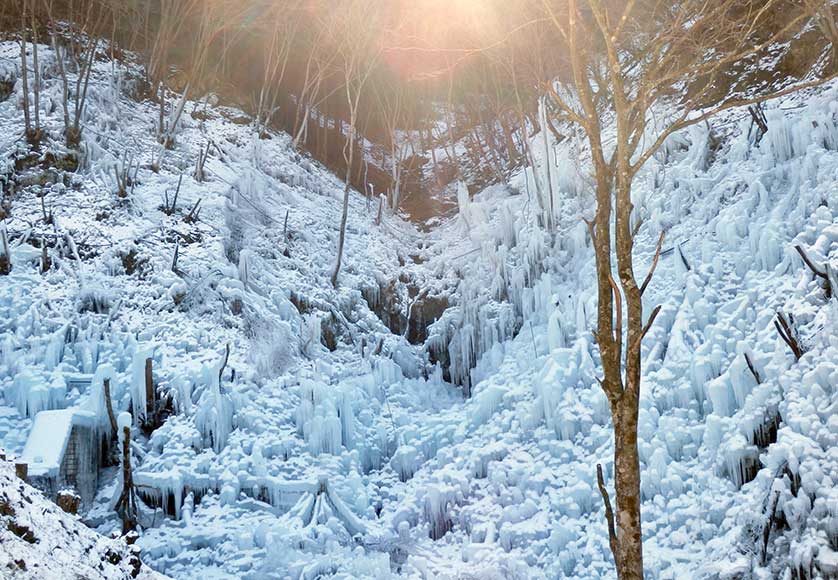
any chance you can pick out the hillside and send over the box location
[0,27,837,580]
[0,460,166,579]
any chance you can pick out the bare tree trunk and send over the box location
[144,357,154,422]
[158,82,166,141]
[20,9,32,139]
[31,11,40,137]
[612,400,643,579]
[70,36,98,147]
[330,0,379,286]
[116,426,136,534]
[104,378,118,438]
[539,97,555,230]
[332,124,355,288]
[51,36,71,140]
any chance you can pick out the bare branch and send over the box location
[596,463,619,560]
[640,231,665,296]
[774,311,805,360]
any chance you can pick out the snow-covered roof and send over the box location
[20,409,96,478]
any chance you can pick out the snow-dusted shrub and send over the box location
[77,286,112,314]
[248,318,295,378]
[194,367,235,453]
[0,222,10,275]
[301,313,324,357]
[223,202,245,264]
[424,485,456,540]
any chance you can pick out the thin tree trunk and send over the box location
[20,26,32,137]
[31,16,40,134]
[117,426,136,533]
[332,124,355,288]
[144,358,154,421]
[539,97,555,230]
[158,82,165,140]
[52,36,71,142]
[71,37,98,145]
[104,378,118,438]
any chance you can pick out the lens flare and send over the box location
[382,0,501,81]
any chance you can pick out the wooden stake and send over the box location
[375,195,384,226]
[104,378,118,437]
[795,245,832,298]
[774,311,804,360]
[145,358,154,419]
[744,352,761,384]
[116,426,136,533]
[218,343,230,384]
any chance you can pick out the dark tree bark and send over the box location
[104,378,118,437]
[115,426,136,534]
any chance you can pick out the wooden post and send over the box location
[144,358,154,420]
[41,243,50,273]
[104,378,118,437]
[116,426,136,533]
[375,195,384,226]
[15,462,27,481]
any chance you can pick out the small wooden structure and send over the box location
[20,408,100,508]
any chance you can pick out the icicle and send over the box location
[457,181,472,232]
[499,202,517,248]
[424,486,454,540]
[238,249,251,290]
[390,445,420,482]
[84,363,117,434]
[194,363,235,452]
[130,345,155,426]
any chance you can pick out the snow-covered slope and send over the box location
[397,87,838,579]
[0,460,166,579]
[0,39,443,578]
[1,37,838,580]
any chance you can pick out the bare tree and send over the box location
[291,22,340,150]
[45,0,103,148]
[254,1,302,138]
[30,3,42,141]
[376,83,412,212]
[145,0,200,142]
[149,0,247,170]
[330,0,382,288]
[20,0,34,141]
[534,1,836,577]
[806,0,838,57]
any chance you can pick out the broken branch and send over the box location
[744,352,762,384]
[640,231,665,296]
[596,463,619,560]
[774,311,804,360]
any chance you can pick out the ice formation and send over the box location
[1,38,837,580]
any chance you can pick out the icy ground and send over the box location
[1,40,837,579]
[0,460,165,579]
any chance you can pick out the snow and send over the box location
[1,37,837,580]
[20,408,94,478]
[0,460,166,579]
